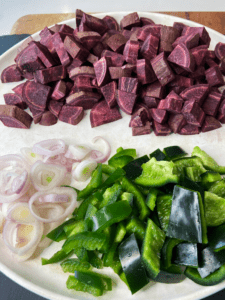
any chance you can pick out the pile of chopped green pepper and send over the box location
[42,145,225,296]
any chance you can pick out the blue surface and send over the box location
[0,34,30,56]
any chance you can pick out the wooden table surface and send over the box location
[10,12,225,35]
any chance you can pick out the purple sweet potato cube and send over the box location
[151,52,175,86]
[179,124,200,135]
[153,120,172,136]
[1,64,23,83]
[118,77,139,94]
[58,105,84,125]
[205,66,224,87]
[64,36,89,61]
[94,57,111,87]
[191,45,208,66]
[218,98,225,115]
[150,108,168,124]
[140,34,159,61]
[132,121,152,136]
[120,12,141,30]
[51,80,67,100]
[180,84,210,106]
[129,107,148,127]
[172,32,199,49]
[167,43,195,72]
[158,98,183,113]
[48,100,64,117]
[106,33,128,53]
[116,90,137,115]
[166,90,183,101]
[142,96,159,108]
[123,40,139,64]
[202,91,222,117]
[100,81,117,108]
[182,99,205,126]
[136,59,157,85]
[144,81,166,99]
[168,113,187,133]
[81,12,108,35]
[3,93,27,110]
[182,26,211,46]
[217,112,225,124]
[215,42,225,60]
[168,75,193,88]
[137,24,161,41]
[101,50,125,67]
[201,116,222,132]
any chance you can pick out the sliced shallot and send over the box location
[20,147,43,165]
[72,159,97,181]
[89,136,111,163]
[6,202,36,224]
[65,144,91,161]
[38,194,69,203]
[32,139,66,157]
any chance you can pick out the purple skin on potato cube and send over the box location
[51,80,67,100]
[1,64,23,83]
[179,124,200,135]
[219,98,225,115]
[167,43,195,72]
[201,116,222,132]
[109,66,132,79]
[182,99,205,126]
[132,121,152,136]
[69,66,95,80]
[140,17,155,26]
[75,31,101,51]
[66,91,101,109]
[106,33,128,53]
[142,96,159,108]
[90,100,122,127]
[39,111,58,126]
[158,98,183,113]
[81,12,108,35]
[3,93,27,110]
[136,59,157,85]
[58,105,84,125]
[133,103,152,120]
[215,42,225,60]
[118,77,139,94]
[151,52,175,86]
[48,100,64,117]
[103,15,119,31]
[123,40,139,64]
[129,107,148,127]
[92,42,105,58]
[202,91,222,117]
[64,36,89,61]
[59,24,74,35]
[173,22,187,35]
[205,66,224,87]
[191,45,208,66]
[160,25,180,44]
[189,66,205,80]
[150,108,168,124]
[34,65,67,84]
[153,120,172,136]
[217,112,225,124]
[94,57,111,87]
[29,107,44,124]
[140,34,159,61]
[120,12,140,30]
[12,82,26,97]
[168,113,187,133]
[180,84,210,106]
[137,24,161,41]
[101,50,125,67]
[116,90,137,115]
[67,58,83,73]
[182,26,211,46]
[168,75,193,88]
[76,9,83,27]
[172,33,200,50]
[73,75,96,91]
[101,81,117,108]
[0,105,33,129]
[166,90,183,101]
[143,81,166,99]
[56,47,72,67]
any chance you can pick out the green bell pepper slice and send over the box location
[156,194,173,232]
[150,148,166,161]
[204,191,225,227]
[46,218,76,242]
[61,258,92,273]
[99,183,122,208]
[74,191,102,220]
[161,237,182,270]
[208,179,225,198]
[163,146,187,161]
[100,168,125,188]
[122,155,149,180]
[41,249,71,265]
[125,216,146,241]
[146,187,159,211]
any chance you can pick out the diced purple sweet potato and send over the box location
[67,58,83,73]
[29,107,44,124]
[217,112,225,124]
[1,64,23,83]
[166,90,183,101]
[137,24,161,41]
[182,26,211,46]
[189,66,205,80]
[129,107,148,127]
[201,116,222,132]
[202,91,222,116]
[103,15,119,31]
[133,103,152,121]
[153,120,172,136]
[55,47,72,67]
[143,81,166,99]
[132,121,152,136]
[12,82,26,97]
[87,53,99,64]
[142,96,159,108]
[34,65,67,84]
[91,42,105,58]
[140,17,155,26]
[151,52,175,86]
[159,40,173,53]
[48,100,64,117]
[140,34,159,61]
[158,98,183,113]
[136,59,157,85]
[22,71,34,80]
[167,43,195,72]
[150,108,168,124]
[179,123,200,135]
[76,9,84,28]
[167,86,186,95]
[116,90,137,115]
[120,12,140,30]
[22,80,51,110]
[121,30,132,40]
[106,33,128,53]
[215,42,225,61]
[172,33,199,50]
[123,40,139,64]
[20,56,45,73]
[101,50,125,67]
[0,105,33,129]
[66,91,101,109]
[160,25,180,44]
[78,21,92,32]
[93,57,111,87]
[168,75,193,88]
[51,80,67,100]
[173,22,187,35]
[64,36,89,61]
[191,45,208,66]
[75,31,101,50]
[39,111,58,126]
[3,93,27,110]
[29,41,57,68]
[69,66,95,80]
[168,113,187,133]
[109,66,132,79]
[16,36,34,54]
[81,12,108,35]
[73,75,96,91]
[100,81,117,108]
[219,98,225,115]
[58,105,84,125]
[205,58,218,68]
[205,66,224,86]
[59,24,74,35]
[118,77,139,94]
[40,26,54,40]
[180,84,210,106]
[182,99,205,126]
[90,100,122,127]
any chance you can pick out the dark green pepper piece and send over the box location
[163,146,187,160]
[179,176,205,203]
[205,191,225,227]
[108,155,134,168]
[88,251,103,269]
[122,155,149,180]
[64,220,86,238]
[46,218,76,242]
[208,179,225,198]
[90,201,132,232]
[74,191,102,220]
[167,186,207,244]
[100,168,125,188]
[154,269,186,284]
[161,237,182,270]
[41,249,71,265]
[208,224,225,252]
[125,216,146,241]
[150,148,166,161]
[173,242,198,268]
[119,233,149,294]
[61,258,92,273]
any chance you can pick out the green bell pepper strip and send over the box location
[108,155,134,168]
[120,192,134,206]
[125,216,146,241]
[103,243,118,267]
[141,219,166,279]
[146,188,159,211]
[122,155,149,180]
[41,249,72,265]
[161,237,182,270]
[114,223,126,243]
[204,191,225,227]
[88,251,103,269]
[46,218,76,242]
[121,177,150,220]
[62,231,107,254]
[109,148,137,161]
[119,233,149,294]
[117,146,124,153]
[192,146,225,174]
[90,201,132,232]
[99,183,122,209]
[150,148,166,161]
[102,164,116,175]
[201,171,222,189]
[163,146,187,161]
[208,179,225,198]
[208,224,225,252]
[135,157,179,187]
[172,242,198,268]
[61,258,92,273]
[156,194,173,232]
[78,164,103,200]
[99,168,125,189]
[64,220,86,238]
[84,204,98,231]
[185,167,203,182]
[173,156,206,179]
[74,247,89,262]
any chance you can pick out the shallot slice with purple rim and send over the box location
[32,139,66,157]
[20,147,43,165]
[65,144,91,161]
[88,136,111,163]
[38,194,69,203]
[72,159,97,181]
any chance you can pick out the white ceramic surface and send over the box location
[1,11,225,300]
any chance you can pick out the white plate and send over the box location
[1,11,225,300]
